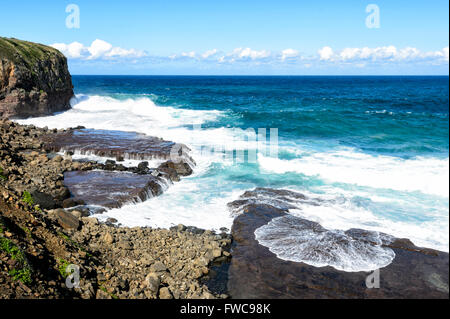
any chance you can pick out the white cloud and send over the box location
[50,40,449,69]
[231,48,271,60]
[51,39,147,60]
[51,42,86,59]
[181,51,196,58]
[333,45,449,63]
[281,48,299,61]
[318,46,334,61]
[87,39,113,60]
[201,49,218,59]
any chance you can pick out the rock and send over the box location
[117,240,132,250]
[145,273,160,294]
[52,155,64,163]
[41,129,177,163]
[0,37,73,119]
[106,218,118,224]
[63,170,164,209]
[30,190,57,210]
[227,188,450,299]
[159,287,173,299]
[54,209,80,230]
[103,232,114,245]
[150,261,167,273]
[70,210,83,219]
[62,198,85,208]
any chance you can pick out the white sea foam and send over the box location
[258,150,449,198]
[255,215,396,272]
[17,94,449,254]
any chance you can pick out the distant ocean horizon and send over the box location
[19,75,450,258]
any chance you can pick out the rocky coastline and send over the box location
[0,119,230,299]
[227,188,449,299]
[1,38,448,300]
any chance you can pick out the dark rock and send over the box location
[41,129,177,162]
[30,190,57,210]
[227,188,449,299]
[63,170,164,209]
[62,198,85,208]
[54,209,80,230]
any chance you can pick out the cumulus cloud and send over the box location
[51,39,449,70]
[51,42,86,59]
[51,39,147,60]
[318,46,334,61]
[181,51,196,58]
[201,49,218,59]
[231,48,271,60]
[332,45,449,63]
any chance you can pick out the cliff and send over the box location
[0,37,73,119]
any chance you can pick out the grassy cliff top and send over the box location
[0,37,65,68]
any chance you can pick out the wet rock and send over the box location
[41,129,177,162]
[63,170,164,209]
[62,198,85,208]
[227,188,449,299]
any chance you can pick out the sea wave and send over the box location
[258,150,449,198]
[17,94,449,252]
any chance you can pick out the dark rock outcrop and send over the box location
[41,128,190,162]
[227,188,449,299]
[0,37,73,119]
[63,170,167,209]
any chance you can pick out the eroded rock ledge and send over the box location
[0,120,193,212]
[227,188,449,299]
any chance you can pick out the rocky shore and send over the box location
[227,188,449,299]
[0,119,230,299]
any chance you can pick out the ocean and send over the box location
[19,76,449,254]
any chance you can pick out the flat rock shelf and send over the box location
[41,128,186,162]
[64,170,167,209]
[227,188,450,299]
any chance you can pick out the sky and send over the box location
[0,0,448,75]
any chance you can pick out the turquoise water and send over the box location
[19,76,449,252]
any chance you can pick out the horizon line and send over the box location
[70,74,450,77]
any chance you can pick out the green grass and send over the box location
[58,231,93,258]
[21,191,42,212]
[0,236,32,285]
[58,259,71,278]
[0,167,6,181]
[0,37,63,69]
[22,191,34,206]
[99,284,119,300]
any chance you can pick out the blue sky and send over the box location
[1,0,448,75]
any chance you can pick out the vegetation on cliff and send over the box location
[0,37,73,119]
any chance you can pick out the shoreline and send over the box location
[0,118,231,299]
[1,118,448,299]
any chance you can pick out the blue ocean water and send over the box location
[19,76,449,253]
